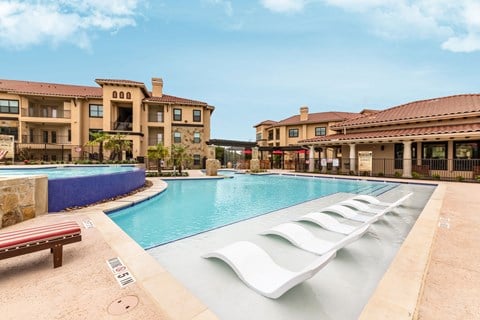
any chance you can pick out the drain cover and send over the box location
[108,295,139,315]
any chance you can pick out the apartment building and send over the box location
[0,77,214,167]
[299,94,480,179]
[254,106,361,169]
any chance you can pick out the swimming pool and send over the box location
[109,174,399,248]
[0,165,139,179]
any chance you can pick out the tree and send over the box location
[171,144,189,174]
[147,143,169,173]
[86,131,110,162]
[104,134,132,161]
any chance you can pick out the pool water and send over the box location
[0,165,139,179]
[109,174,398,249]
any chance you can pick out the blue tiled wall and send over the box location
[48,169,145,212]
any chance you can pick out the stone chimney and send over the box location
[300,106,309,121]
[151,77,163,97]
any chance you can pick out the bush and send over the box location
[411,172,421,179]
[432,174,440,180]
[377,172,384,177]
[394,171,402,178]
[456,175,464,182]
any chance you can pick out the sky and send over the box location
[1,0,480,141]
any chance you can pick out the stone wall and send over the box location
[0,175,48,229]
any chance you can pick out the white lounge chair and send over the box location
[293,211,360,235]
[260,222,369,255]
[320,204,378,223]
[202,241,336,299]
[351,192,413,209]
[342,192,413,215]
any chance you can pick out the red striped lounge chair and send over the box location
[0,221,82,268]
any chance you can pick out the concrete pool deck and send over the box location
[0,170,479,319]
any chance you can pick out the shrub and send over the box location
[456,175,464,182]
[377,172,384,177]
[411,172,421,179]
[394,171,402,178]
[432,174,440,180]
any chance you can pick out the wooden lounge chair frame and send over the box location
[0,221,82,268]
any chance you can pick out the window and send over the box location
[30,129,34,143]
[51,131,57,143]
[256,132,262,141]
[119,91,124,99]
[174,132,181,143]
[68,129,71,142]
[422,142,447,170]
[0,127,18,140]
[193,110,201,122]
[315,127,326,136]
[173,108,182,121]
[0,99,19,114]
[89,104,103,118]
[42,131,48,143]
[288,128,299,138]
[193,154,201,166]
[454,141,480,171]
[126,92,131,99]
[394,143,418,169]
[268,130,274,140]
[112,91,117,98]
[275,128,280,140]
[193,132,201,143]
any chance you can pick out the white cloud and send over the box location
[205,0,234,16]
[0,0,142,50]
[260,0,307,13]
[273,0,480,53]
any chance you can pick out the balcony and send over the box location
[148,138,164,146]
[21,108,71,119]
[21,135,71,144]
[112,121,133,131]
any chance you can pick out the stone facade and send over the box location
[0,176,48,229]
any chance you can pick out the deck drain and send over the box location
[107,295,139,315]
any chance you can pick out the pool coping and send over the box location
[77,171,442,320]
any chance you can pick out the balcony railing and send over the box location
[148,113,164,122]
[148,138,164,146]
[112,121,132,131]
[21,135,71,144]
[21,108,71,119]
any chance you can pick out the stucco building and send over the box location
[0,78,214,167]
[255,95,480,180]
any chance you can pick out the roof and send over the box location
[144,94,208,106]
[95,78,150,96]
[299,122,480,144]
[274,111,360,127]
[332,94,480,129]
[0,79,102,99]
[253,120,277,128]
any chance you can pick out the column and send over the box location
[308,146,315,172]
[402,141,412,178]
[349,144,356,174]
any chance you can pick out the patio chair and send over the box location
[350,192,413,209]
[318,204,379,223]
[260,222,369,255]
[0,221,82,268]
[202,241,336,299]
[293,211,361,235]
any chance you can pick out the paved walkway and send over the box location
[0,170,479,319]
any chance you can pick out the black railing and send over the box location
[21,135,71,144]
[112,121,132,131]
[279,157,480,182]
[21,108,71,119]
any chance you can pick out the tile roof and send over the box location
[253,120,277,127]
[94,79,146,86]
[333,94,480,129]
[143,94,208,106]
[300,123,480,143]
[275,111,360,126]
[0,79,102,98]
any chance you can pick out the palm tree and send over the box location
[171,144,189,174]
[104,134,132,161]
[86,131,110,162]
[147,143,169,173]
